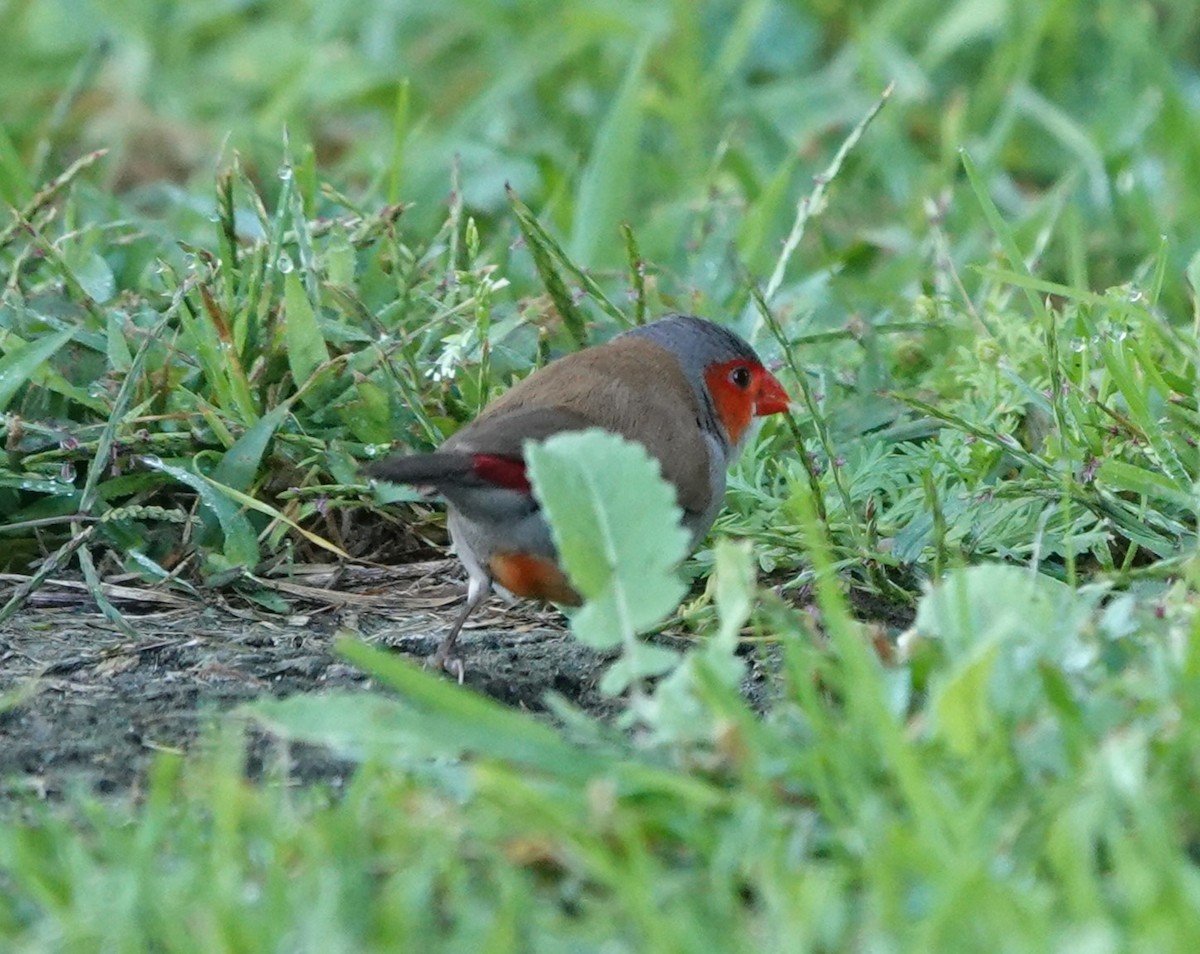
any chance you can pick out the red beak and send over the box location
[754,369,791,416]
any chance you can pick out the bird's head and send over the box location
[701,355,790,446]
[623,314,790,448]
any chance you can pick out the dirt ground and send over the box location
[0,560,913,804]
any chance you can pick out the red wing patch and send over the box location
[472,454,531,492]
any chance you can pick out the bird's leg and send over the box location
[431,571,489,684]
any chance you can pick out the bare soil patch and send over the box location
[0,560,613,803]
[0,561,913,804]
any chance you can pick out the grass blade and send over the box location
[569,42,648,266]
[0,329,74,411]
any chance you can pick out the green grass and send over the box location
[3,0,1200,948]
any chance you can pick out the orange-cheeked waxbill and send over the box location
[368,314,790,674]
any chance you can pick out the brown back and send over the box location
[445,337,712,515]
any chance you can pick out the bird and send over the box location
[367,314,790,676]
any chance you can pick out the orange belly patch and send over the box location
[488,552,582,606]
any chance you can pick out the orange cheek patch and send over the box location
[704,364,754,446]
[489,552,582,606]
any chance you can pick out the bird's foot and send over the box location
[429,648,465,685]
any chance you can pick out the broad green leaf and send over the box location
[713,537,756,650]
[139,456,260,569]
[916,564,1083,657]
[337,376,392,444]
[0,328,74,411]
[527,428,690,636]
[68,251,116,303]
[283,270,331,406]
[213,404,291,491]
[526,429,691,692]
[325,229,356,286]
[932,642,999,756]
[600,642,680,695]
[105,310,133,372]
[916,564,1106,721]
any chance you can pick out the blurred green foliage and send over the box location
[3,1,1200,946]
[4,0,1200,598]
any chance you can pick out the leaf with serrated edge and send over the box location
[526,429,691,655]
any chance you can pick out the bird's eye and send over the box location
[729,366,752,389]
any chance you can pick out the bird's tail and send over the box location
[364,452,476,488]
[366,451,536,523]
